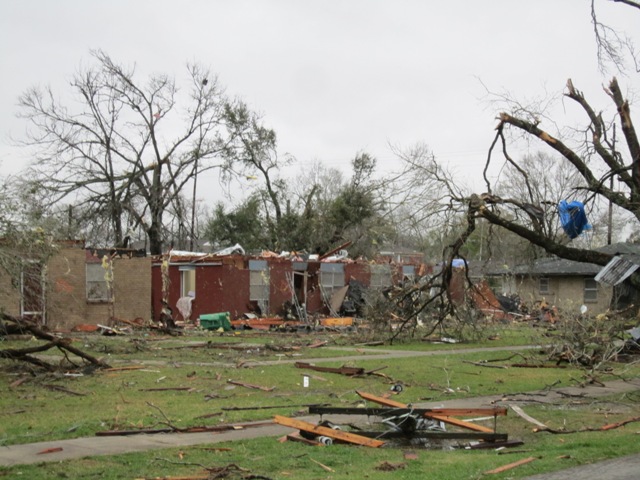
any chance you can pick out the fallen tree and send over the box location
[0,313,111,371]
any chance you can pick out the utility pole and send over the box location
[608,125,615,245]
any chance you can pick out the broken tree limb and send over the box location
[227,380,275,392]
[95,421,273,436]
[42,384,88,397]
[223,403,329,411]
[294,362,365,376]
[139,387,195,392]
[534,415,640,434]
[511,363,567,369]
[462,360,508,369]
[0,313,110,370]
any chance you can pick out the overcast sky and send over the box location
[0,0,636,201]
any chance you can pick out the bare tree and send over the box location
[495,151,587,242]
[17,50,239,254]
[591,0,640,73]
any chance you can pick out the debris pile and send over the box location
[275,390,517,451]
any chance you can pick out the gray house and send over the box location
[489,243,640,315]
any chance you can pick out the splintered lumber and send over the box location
[355,390,496,433]
[273,415,384,448]
[484,456,537,474]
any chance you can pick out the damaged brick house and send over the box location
[0,240,151,330]
[151,249,428,322]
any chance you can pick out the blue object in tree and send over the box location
[558,200,592,239]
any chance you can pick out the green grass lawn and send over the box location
[1,323,639,479]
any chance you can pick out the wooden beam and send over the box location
[273,415,384,448]
[355,390,406,408]
[355,390,496,433]
[309,406,507,417]
[484,456,537,475]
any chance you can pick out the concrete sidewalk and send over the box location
[2,378,639,471]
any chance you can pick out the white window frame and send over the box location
[320,263,345,296]
[249,260,269,313]
[584,277,598,303]
[249,260,269,301]
[179,266,196,298]
[86,263,112,303]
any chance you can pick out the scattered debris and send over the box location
[355,390,502,434]
[276,390,512,451]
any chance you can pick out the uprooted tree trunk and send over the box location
[0,313,111,371]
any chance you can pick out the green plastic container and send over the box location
[199,312,232,331]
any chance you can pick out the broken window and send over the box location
[402,265,415,282]
[584,277,598,303]
[370,264,392,289]
[179,266,196,298]
[538,277,550,295]
[249,260,269,313]
[320,263,345,296]
[86,263,112,302]
[21,260,45,322]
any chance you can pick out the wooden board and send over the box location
[355,390,495,433]
[273,415,384,448]
[355,390,406,408]
[309,406,507,417]
[424,414,494,433]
